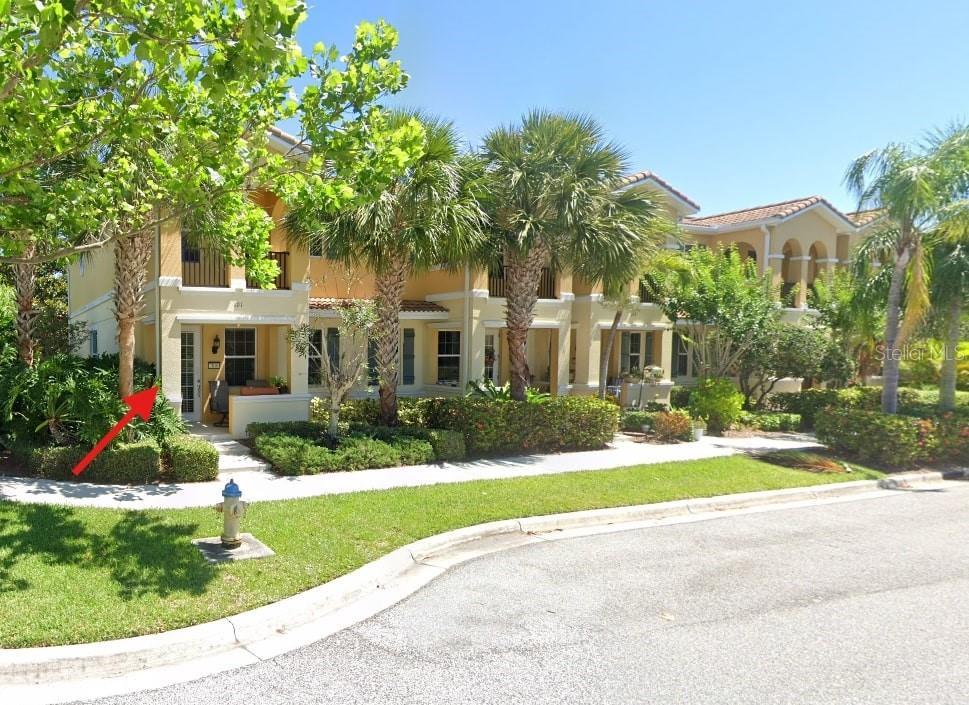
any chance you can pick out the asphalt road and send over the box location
[80,483,969,705]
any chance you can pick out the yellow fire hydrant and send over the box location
[215,478,247,549]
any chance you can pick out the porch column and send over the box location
[789,256,812,308]
[554,325,570,396]
[160,313,182,411]
[289,283,310,394]
[658,327,674,381]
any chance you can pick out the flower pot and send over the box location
[692,426,705,441]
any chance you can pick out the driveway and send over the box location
[78,482,969,705]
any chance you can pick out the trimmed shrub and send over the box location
[737,411,802,433]
[816,407,930,467]
[421,396,619,455]
[388,436,436,465]
[166,436,219,482]
[622,410,658,432]
[936,413,969,462]
[424,429,466,462]
[27,440,162,484]
[669,385,692,409]
[338,436,401,470]
[254,433,337,475]
[689,378,743,435]
[767,388,841,428]
[769,387,929,429]
[247,421,326,441]
[653,410,693,442]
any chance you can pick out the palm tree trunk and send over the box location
[598,308,622,399]
[375,258,407,426]
[504,244,548,401]
[881,245,911,414]
[12,240,37,366]
[114,229,152,398]
[939,295,962,412]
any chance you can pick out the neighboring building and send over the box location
[66,132,882,435]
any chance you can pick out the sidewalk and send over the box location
[0,433,821,510]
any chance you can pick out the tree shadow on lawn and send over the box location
[0,503,217,599]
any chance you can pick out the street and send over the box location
[79,482,969,705]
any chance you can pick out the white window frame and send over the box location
[436,330,461,387]
[224,327,257,386]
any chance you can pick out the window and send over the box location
[326,327,340,370]
[620,332,642,374]
[308,329,323,385]
[402,328,415,385]
[644,332,655,366]
[367,338,378,385]
[309,235,323,257]
[673,332,690,377]
[89,329,98,356]
[182,241,200,263]
[484,333,496,382]
[224,328,256,386]
[436,330,461,386]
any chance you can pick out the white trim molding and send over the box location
[573,294,605,303]
[175,313,297,325]
[159,276,182,288]
[480,319,566,330]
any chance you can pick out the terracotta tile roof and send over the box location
[618,170,700,211]
[267,125,302,146]
[309,298,449,314]
[683,195,852,228]
[846,208,884,226]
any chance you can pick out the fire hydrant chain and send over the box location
[215,478,248,549]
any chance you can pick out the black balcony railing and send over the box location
[182,246,229,287]
[638,280,656,303]
[488,265,557,299]
[246,251,289,290]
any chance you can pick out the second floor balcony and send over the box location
[181,245,289,290]
[488,265,557,299]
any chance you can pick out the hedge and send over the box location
[816,407,969,467]
[768,387,928,429]
[166,435,219,482]
[253,432,448,476]
[350,424,464,463]
[622,410,658,432]
[737,411,802,433]
[424,429,466,462]
[247,420,327,441]
[420,396,619,455]
[24,440,162,484]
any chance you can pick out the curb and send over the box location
[0,469,955,702]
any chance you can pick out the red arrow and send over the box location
[72,387,159,477]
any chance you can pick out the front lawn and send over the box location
[0,454,882,648]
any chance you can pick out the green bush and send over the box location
[669,385,692,409]
[737,411,802,432]
[653,410,693,442]
[247,421,326,441]
[622,410,658,432]
[387,436,436,465]
[769,387,928,429]
[689,378,743,435]
[254,433,337,475]
[421,396,619,455]
[338,436,402,470]
[27,440,162,484]
[815,408,930,467]
[166,436,219,482]
[424,429,466,462]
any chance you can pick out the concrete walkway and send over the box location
[0,433,821,510]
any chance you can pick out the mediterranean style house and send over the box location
[67,130,883,436]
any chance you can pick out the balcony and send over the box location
[246,251,289,290]
[488,265,557,299]
[182,247,229,288]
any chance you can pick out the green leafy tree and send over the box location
[287,112,484,426]
[928,242,969,410]
[479,111,663,401]
[653,246,778,379]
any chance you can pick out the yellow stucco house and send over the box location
[67,131,883,437]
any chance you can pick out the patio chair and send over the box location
[209,379,229,426]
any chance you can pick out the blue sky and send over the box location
[290,1,969,215]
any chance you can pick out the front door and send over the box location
[180,326,201,421]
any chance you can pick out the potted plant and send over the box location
[635,365,665,408]
[692,418,707,441]
[269,375,289,394]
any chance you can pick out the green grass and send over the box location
[0,455,882,648]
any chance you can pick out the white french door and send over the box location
[180,326,202,421]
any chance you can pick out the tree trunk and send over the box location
[329,397,341,438]
[504,244,548,401]
[880,244,911,414]
[598,308,622,399]
[114,229,153,398]
[939,295,962,412]
[375,258,407,426]
[12,240,37,366]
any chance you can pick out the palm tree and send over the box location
[844,128,968,413]
[929,242,968,410]
[288,111,485,425]
[480,111,662,401]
